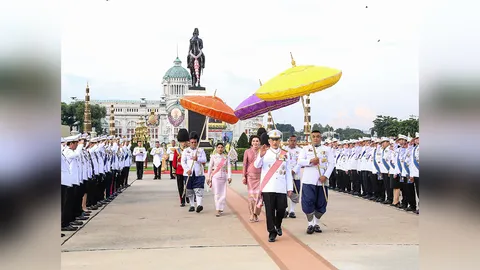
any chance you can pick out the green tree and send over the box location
[335,127,368,140]
[237,132,249,148]
[61,101,107,134]
[370,115,398,137]
[370,115,418,137]
[276,123,295,139]
[312,123,324,132]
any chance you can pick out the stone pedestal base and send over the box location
[184,87,212,149]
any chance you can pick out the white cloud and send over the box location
[61,0,419,130]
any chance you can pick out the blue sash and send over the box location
[381,149,390,170]
[336,152,341,163]
[397,153,402,174]
[373,149,381,177]
[413,146,420,170]
[404,159,410,177]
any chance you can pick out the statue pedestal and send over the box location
[188,86,206,91]
[184,88,212,149]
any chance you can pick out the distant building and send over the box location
[79,56,191,144]
[77,56,265,144]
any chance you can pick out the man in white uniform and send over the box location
[282,135,301,218]
[254,130,293,242]
[132,141,147,180]
[181,131,207,213]
[150,141,164,179]
[297,130,335,234]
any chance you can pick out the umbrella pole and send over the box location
[300,96,328,202]
[182,117,209,198]
[268,111,277,130]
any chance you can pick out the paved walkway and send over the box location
[61,172,418,270]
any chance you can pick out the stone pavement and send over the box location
[61,172,418,270]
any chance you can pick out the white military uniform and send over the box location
[181,146,207,209]
[253,130,293,241]
[297,141,335,231]
[150,146,164,178]
[281,144,302,216]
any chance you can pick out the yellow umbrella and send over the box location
[255,53,343,202]
[255,53,342,101]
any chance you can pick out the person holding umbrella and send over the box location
[297,130,335,234]
[181,131,207,213]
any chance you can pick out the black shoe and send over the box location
[61,233,66,237]
[70,220,83,226]
[62,226,77,232]
[306,225,315,234]
[76,216,88,221]
[289,212,296,218]
[314,224,322,233]
[284,211,289,218]
[353,192,360,196]
[153,177,158,180]
[376,198,384,202]
[186,198,190,204]
[196,205,203,213]
[416,210,419,215]
[276,227,283,236]
[268,232,277,242]
[406,206,416,212]
[180,203,185,207]
[189,206,195,212]
[83,210,92,214]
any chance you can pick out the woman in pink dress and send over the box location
[242,135,262,222]
[207,142,232,217]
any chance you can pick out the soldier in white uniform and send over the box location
[166,140,177,179]
[406,133,419,213]
[62,135,85,231]
[336,141,348,192]
[181,131,207,213]
[282,135,301,218]
[122,138,133,187]
[297,130,335,234]
[150,141,164,179]
[254,130,293,242]
[61,138,72,234]
[366,138,379,201]
[329,138,339,190]
[133,141,147,180]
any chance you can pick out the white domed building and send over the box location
[83,56,192,144]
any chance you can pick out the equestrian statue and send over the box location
[187,28,205,88]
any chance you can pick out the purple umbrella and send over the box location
[234,94,299,120]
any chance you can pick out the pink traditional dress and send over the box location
[243,147,262,220]
[207,153,232,212]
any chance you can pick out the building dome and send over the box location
[163,57,191,80]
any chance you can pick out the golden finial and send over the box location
[259,79,262,86]
[290,52,296,67]
[213,89,217,97]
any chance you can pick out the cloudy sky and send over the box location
[61,0,419,131]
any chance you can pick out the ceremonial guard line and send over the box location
[61,134,132,236]
[330,133,420,214]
